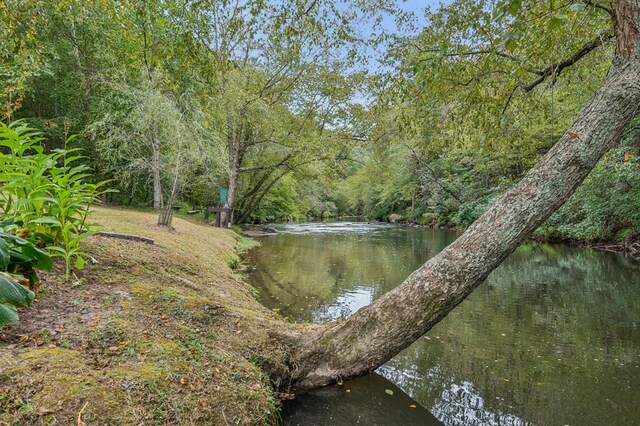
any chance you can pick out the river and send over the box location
[244,221,640,425]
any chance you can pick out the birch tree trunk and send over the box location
[278,0,640,392]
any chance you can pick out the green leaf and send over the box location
[34,249,53,271]
[547,15,565,30]
[504,37,518,51]
[32,197,61,206]
[75,255,85,270]
[30,217,62,226]
[0,238,9,269]
[19,243,53,271]
[507,0,522,16]
[0,303,19,327]
[385,389,394,395]
[0,274,35,306]
[46,246,67,256]
[0,217,14,228]
[9,250,31,263]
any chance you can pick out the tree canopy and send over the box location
[1,0,637,236]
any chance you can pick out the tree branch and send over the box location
[404,144,462,203]
[522,32,614,91]
[583,0,613,16]
[418,49,524,65]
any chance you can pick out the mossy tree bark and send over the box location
[278,0,640,392]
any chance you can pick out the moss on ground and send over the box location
[0,207,288,425]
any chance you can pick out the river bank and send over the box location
[0,207,289,425]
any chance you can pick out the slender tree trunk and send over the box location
[151,134,163,210]
[69,13,82,70]
[278,2,640,392]
[223,116,242,227]
[158,130,183,227]
[157,208,173,226]
[227,152,239,226]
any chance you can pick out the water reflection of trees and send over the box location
[380,243,639,426]
[246,228,640,425]
[246,228,459,322]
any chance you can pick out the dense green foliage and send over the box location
[0,121,108,277]
[2,0,370,226]
[0,220,51,326]
[335,0,640,243]
[2,0,637,241]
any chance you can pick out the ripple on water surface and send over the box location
[245,221,640,426]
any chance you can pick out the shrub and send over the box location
[0,120,111,277]
[0,218,52,326]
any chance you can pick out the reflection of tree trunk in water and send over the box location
[256,268,299,307]
[273,3,640,392]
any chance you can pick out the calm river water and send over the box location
[245,221,640,426]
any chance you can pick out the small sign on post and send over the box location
[220,188,228,207]
[204,188,231,227]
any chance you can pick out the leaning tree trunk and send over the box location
[278,1,640,392]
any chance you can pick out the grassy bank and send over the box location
[0,207,289,425]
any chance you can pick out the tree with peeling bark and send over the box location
[272,0,640,392]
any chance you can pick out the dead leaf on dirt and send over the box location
[409,404,417,409]
[37,407,56,416]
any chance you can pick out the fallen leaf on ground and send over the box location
[37,407,56,416]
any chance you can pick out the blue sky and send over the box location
[354,0,455,71]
